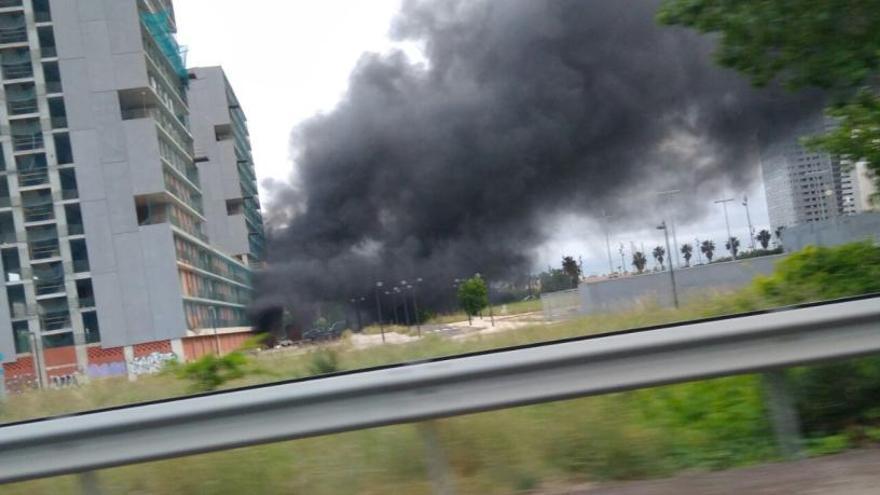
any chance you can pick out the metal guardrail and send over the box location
[0,296,879,484]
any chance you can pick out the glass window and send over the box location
[70,238,89,273]
[12,320,30,354]
[53,133,73,164]
[42,332,74,349]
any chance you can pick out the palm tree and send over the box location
[701,240,715,262]
[726,236,740,258]
[680,243,693,267]
[561,256,581,288]
[631,251,648,274]
[756,229,772,250]
[652,245,666,270]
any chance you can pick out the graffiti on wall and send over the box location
[128,352,177,376]
[87,361,127,378]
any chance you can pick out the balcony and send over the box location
[40,313,71,332]
[5,83,39,116]
[0,0,23,9]
[0,24,26,45]
[12,133,44,152]
[18,167,49,187]
[34,277,65,297]
[1,60,32,79]
[22,202,54,223]
[29,238,60,260]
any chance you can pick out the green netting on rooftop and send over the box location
[141,9,188,83]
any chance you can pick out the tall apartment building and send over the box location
[761,116,874,231]
[187,66,265,267]
[0,0,265,390]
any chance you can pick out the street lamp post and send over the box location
[600,210,615,275]
[742,196,756,251]
[695,238,703,265]
[397,285,411,326]
[714,198,736,260]
[657,222,680,309]
[387,290,400,325]
[656,190,682,268]
[410,278,423,336]
[349,297,363,332]
[28,332,44,390]
[374,282,386,343]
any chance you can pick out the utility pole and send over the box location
[657,221,679,308]
[618,243,626,274]
[714,198,736,260]
[742,196,756,250]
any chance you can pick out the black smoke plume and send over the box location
[256,0,821,326]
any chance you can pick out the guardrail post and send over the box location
[761,370,805,459]
[78,471,103,495]
[418,421,456,495]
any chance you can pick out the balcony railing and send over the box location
[40,313,71,332]
[1,61,33,79]
[18,168,49,187]
[28,238,60,260]
[0,0,23,8]
[12,133,44,152]
[22,203,54,223]
[35,277,65,296]
[7,98,38,115]
[0,26,27,44]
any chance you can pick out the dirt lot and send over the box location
[543,449,880,495]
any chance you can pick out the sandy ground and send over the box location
[541,449,880,495]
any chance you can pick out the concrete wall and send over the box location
[576,255,786,315]
[0,251,14,364]
[781,212,880,252]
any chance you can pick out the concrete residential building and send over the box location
[187,66,265,268]
[761,116,873,231]
[0,0,264,391]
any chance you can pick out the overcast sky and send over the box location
[173,0,772,275]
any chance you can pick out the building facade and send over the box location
[761,116,875,231]
[0,0,265,390]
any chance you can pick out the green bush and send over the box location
[307,347,340,375]
[169,351,250,392]
[753,242,880,305]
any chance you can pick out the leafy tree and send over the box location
[561,255,581,288]
[657,0,880,186]
[701,239,716,262]
[457,276,488,316]
[632,251,648,274]
[756,229,772,250]
[774,226,785,244]
[680,243,693,267]
[652,246,666,270]
[725,236,741,258]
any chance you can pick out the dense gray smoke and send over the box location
[257,0,820,324]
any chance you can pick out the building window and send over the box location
[12,321,30,354]
[82,310,100,343]
[53,132,73,164]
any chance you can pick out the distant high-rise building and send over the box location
[0,0,265,390]
[761,117,871,231]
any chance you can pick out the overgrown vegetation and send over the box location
[3,243,880,494]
